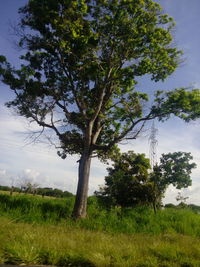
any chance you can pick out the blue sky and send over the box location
[0,0,200,204]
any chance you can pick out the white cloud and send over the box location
[0,169,13,186]
[20,169,42,183]
[0,169,6,176]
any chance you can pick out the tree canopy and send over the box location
[96,151,196,210]
[0,0,200,218]
[150,151,197,212]
[151,151,196,195]
[95,151,152,208]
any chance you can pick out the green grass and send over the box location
[0,192,200,266]
[0,192,200,237]
[0,191,74,223]
[0,216,200,266]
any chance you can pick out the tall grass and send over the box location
[78,204,200,236]
[0,192,200,266]
[0,192,74,223]
[0,192,200,237]
[0,216,200,266]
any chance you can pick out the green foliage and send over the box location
[96,151,196,210]
[150,152,196,210]
[0,193,74,223]
[1,0,198,161]
[95,151,152,208]
[152,88,200,122]
[0,185,20,192]
[1,192,200,238]
[1,204,200,266]
[188,204,200,213]
[36,187,74,198]
[156,152,196,189]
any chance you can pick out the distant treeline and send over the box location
[0,185,73,198]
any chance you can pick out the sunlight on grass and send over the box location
[0,217,200,266]
[0,192,200,266]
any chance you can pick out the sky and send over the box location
[0,0,200,204]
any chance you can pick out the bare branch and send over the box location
[124,120,146,140]
[31,113,62,138]
[55,100,71,119]
[22,127,45,147]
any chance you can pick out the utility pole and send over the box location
[149,121,158,169]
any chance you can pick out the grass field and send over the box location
[0,216,200,266]
[0,191,200,266]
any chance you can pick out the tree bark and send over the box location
[72,150,92,218]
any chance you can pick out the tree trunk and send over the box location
[153,200,157,214]
[10,186,13,196]
[72,150,92,219]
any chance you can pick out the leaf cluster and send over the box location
[151,151,196,190]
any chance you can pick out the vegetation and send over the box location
[36,187,74,198]
[95,151,152,208]
[150,151,196,213]
[0,191,200,266]
[0,191,74,223]
[0,216,200,267]
[0,192,200,237]
[95,151,196,213]
[1,0,200,218]
[0,185,21,193]
[0,185,73,198]
[0,0,199,265]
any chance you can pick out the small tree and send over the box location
[20,178,39,195]
[1,0,200,218]
[176,191,189,204]
[95,151,153,208]
[150,152,196,212]
[9,177,15,196]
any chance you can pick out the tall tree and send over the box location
[0,0,200,218]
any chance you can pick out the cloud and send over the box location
[0,169,13,186]
[0,169,6,176]
[20,168,43,183]
[0,103,78,191]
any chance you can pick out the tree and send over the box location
[96,151,196,211]
[20,178,39,195]
[150,152,196,212]
[0,0,200,218]
[176,191,189,204]
[95,151,152,208]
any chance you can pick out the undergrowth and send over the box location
[0,192,200,237]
